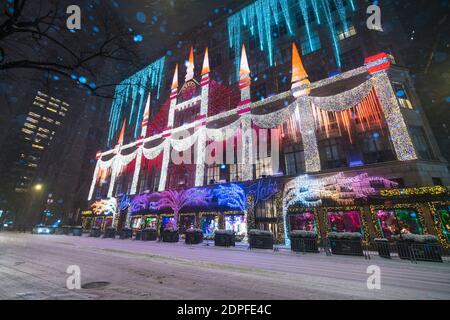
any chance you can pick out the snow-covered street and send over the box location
[0,232,449,300]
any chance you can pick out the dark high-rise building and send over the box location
[13,91,69,193]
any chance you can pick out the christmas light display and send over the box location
[150,188,212,226]
[372,71,417,160]
[228,0,356,73]
[107,57,165,145]
[380,185,448,197]
[282,172,398,244]
[214,184,247,212]
[90,197,117,216]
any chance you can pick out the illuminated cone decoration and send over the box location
[185,46,195,82]
[140,93,151,138]
[238,44,252,108]
[201,47,210,87]
[291,42,310,97]
[115,118,126,153]
[239,44,251,90]
[170,64,178,101]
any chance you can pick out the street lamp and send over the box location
[34,184,43,191]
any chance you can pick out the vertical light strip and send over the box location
[296,98,321,172]
[158,141,170,191]
[87,160,100,201]
[372,72,418,161]
[130,147,142,195]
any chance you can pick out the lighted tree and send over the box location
[150,188,211,228]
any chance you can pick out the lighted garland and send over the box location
[372,72,417,161]
[251,102,297,128]
[296,97,321,172]
[380,186,448,197]
[206,118,242,141]
[310,80,373,112]
[170,129,201,152]
[428,201,450,249]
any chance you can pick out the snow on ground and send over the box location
[0,232,449,300]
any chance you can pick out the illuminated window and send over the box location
[337,22,357,40]
[36,133,48,139]
[61,106,68,112]
[58,111,66,117]
[28,112,41,118]
[38,127,50,134]
[24,123,37,130]
[33,102,44,108]
[55,121,61,126]
[21,128,33,135]
[229,164,243,182]
[26,117,39,124]
[42,117,54,123]
[32,144,44,150]
[206,165,220,185]
[46,107,58,113]
[392,82,413,109]
[255,157,273,178]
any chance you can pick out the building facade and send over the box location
[83,0,450,247]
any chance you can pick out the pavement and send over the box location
[0,232,449,300]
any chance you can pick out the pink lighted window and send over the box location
[327,211,362,233]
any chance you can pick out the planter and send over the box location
[90,227,101,238]
[71,226,83,237]
[162,229,179,243]
[290,231,318,253]
[185,229,203,244]
[328,232,363,256]
[61,225,71,235]
[393,235,442,262]
[119,228,132,239]
[374,238,391,258]
[135,230,142,240]
[141,228,158,241]
[249,229,274,250]
[103,227,116,239]
[214,230,235,247]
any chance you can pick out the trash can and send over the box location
[214,230,235,247]
[72,226,83,237]
[141,228,158,241]
[90,227,101,238]
[185,229,203,244]
[104,227,116,239]
[119,228,132,239]
[162,228,179,242]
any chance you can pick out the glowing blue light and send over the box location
[89,82,96,89]
[93,26,100,33]
[228,0,353,73]
[396,90,405,97]
[78,76,87,84]
[71,74,78,80]
[136,11,146,23]
[133,34,143,42]
[52,75,60,81]
[372,132,380,140]
[220,164,226,169]
[107,57,165,145]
